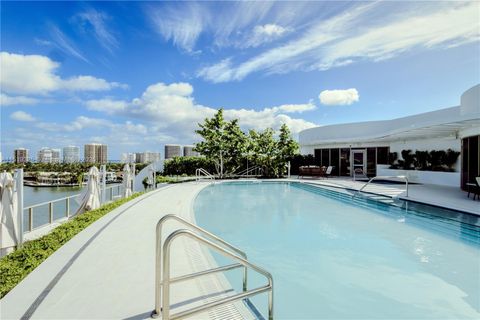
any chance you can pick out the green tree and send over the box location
[194,109,247,177]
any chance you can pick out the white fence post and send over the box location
[100,165,106,204]
[131,163,136,193]
[15,169,24,247]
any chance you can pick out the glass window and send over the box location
[340,148,350,176]
[314,149,322,166]
[377,147,389,165]
[321,149,330,167]
[461,135,480,190]
[367,148,376,176]
[330,148,339,175]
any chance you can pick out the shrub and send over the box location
[0,192,143,298]
[163,156,215,176]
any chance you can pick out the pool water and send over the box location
[194,182,480,319]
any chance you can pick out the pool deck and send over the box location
[2,178,478,320]
[1,183,257,320]
[292,177,480,216]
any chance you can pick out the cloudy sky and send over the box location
[1,1,479,160]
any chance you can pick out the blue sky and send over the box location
[1,1,479,160]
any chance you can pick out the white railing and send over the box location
[354,175,409,199]
[195,168,215,182]
[23,184,124,233]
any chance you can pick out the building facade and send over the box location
[63,146,80,163]
[299,85,480,189]
[37,147,60,163]
[84,143,108,163]
[121,153,136,164]
[165,144,182,159]
[183,145,199,157]
[14,148,29,164]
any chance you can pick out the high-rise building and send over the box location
[143,151,161,163]
[183,145,199,157]
[63,146,80,163]
[84,143,108,163]
[121,153,136,164]
[14,148,29,164]
[37,147,60,163]
[165,144,182,159]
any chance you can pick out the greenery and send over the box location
[389,149,460,171]
[194,109,299,178]
[0,192,143,298]
[163,156,215,176]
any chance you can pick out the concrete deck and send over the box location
[294,177,480,215]
[1,183,256,320]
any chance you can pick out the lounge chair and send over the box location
[467,177,480,200]
[324,166,334,178]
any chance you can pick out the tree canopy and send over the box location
[194,109,299,177]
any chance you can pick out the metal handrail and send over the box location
[153,214,248,319]
[234,165,263,177]
[195,168,215,181]
[354,175,409,198]
[154,228,273,320]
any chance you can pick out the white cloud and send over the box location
[10,111,36,122]
[198,2,480,82]
[146,2,208,52]
[145,2,313,51]
[76,9,118,53]
[0,52,127,95]
[49,24,89,62]
[0,93,39,106]
[319,88,359,106]
[271,102,316,113]
[85,82,317,139]
[244,24,289,48]
[85,98,128,114]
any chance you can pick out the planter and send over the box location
[376,165,460,187]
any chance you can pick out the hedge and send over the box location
[0,192,143,298]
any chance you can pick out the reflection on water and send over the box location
[23,185,84,230]
[195,182,480,319]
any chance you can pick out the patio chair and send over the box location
[468,177,480,200]
[324,166,334,179]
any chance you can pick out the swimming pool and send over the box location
[194,181,480,319]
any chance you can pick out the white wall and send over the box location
[377,165,460,187]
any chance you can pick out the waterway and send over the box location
[23,184,124,231]
[23,185,84,230]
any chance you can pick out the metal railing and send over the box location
[152,214,273,320]
[234,165,263,178]
[195,168,215,182]
[23,184,124,232]
[354,175,409,199]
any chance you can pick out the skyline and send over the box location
[1,1,479,159]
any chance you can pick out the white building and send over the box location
[121,153,137,164]
[299,85,480,189]
[165,144,182,159]
[37,147,61,163]
[63,146,80,163]
[122,151,161,163]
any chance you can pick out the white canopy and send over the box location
[76,167,101,215]
[0,171,19,254]
[123,164,133,198]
